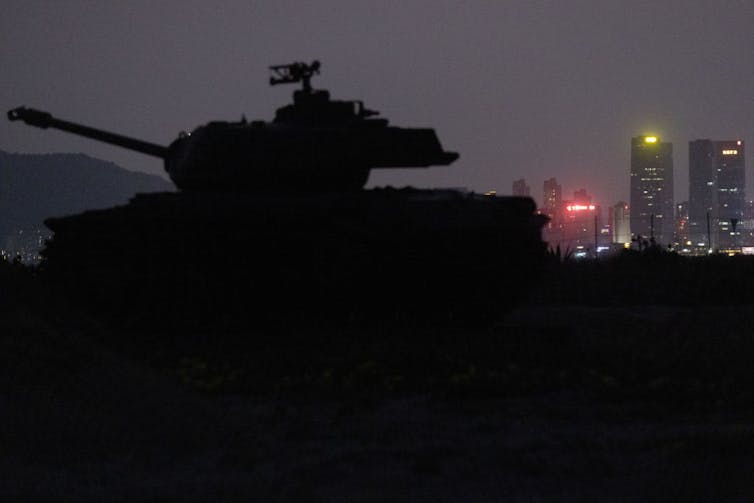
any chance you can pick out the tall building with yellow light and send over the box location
[630,135,673,245]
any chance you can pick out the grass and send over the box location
[4,253,754,500]
[5,252,754,411]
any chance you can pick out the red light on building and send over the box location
[566,204,596,212]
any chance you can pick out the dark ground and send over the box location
[2,255,754,501]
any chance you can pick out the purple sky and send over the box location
[2,0,752,207]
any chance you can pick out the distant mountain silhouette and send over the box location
[0,149,174,237]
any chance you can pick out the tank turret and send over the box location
[8,61,458,192]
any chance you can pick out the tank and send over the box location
[8,61,458,192]
[7,61,547,330]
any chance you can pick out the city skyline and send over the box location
[514,135,748,207]
[521,134,749,252]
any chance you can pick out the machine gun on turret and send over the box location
[269,61,321,92]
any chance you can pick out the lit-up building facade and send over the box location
[688,139,745,250]
[563,202,601,251]
[688,140,717,247]
[512,178,530,197]
[542,200,603,256]
[542,177,562,219]
[674,201,689,249]
[611,201,630,244]
[630,136,673,245]
[742,200,754,249]
[715,140,745,249]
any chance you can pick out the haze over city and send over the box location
[3,0,753,207]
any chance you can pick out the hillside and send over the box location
[0,150,173,231]
[0,149,173,256]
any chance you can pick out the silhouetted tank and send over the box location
[8,61,458,191]
[7,61,548,329]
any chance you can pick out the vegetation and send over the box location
[536,247,754,306]
[5,250,754,499]
[5,250,754,411]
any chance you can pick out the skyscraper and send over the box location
[542,177,562,218]
[675,201,689,248]
[512,178,531,197]
[688,140,716,247]
[715,140,745,249]
[630,136,673,245]
[611,201,630,244]
[573,188,591,202]
[688,139,745,250]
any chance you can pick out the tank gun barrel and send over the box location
[8,106,168,159]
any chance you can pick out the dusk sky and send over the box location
[2,0,752,207]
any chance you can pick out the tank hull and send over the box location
[42,190,547,330]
